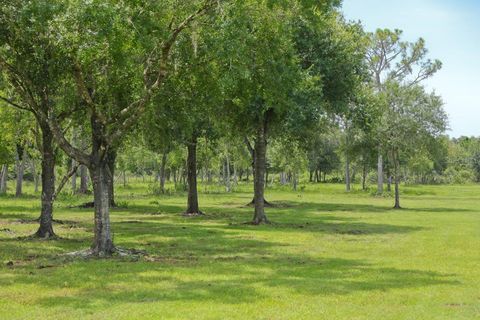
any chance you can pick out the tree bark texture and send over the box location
[252,118,268,224]
[185,136,202,215]
[377,151,383,195]
[78,165,89,194]
[0,165,7,194]
[107,149,117,207]
[35,124,56,238]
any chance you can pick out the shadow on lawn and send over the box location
[0,251,459,309]
[0,202,459,311]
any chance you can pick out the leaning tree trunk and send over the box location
[35,125,56,238]
[185,136,202,215]
[15,145,25,197]
[0,165,7,194]
[393,149,401,209]
[252,119,268,225]
[71,159,77,194]
[107,149,117,207]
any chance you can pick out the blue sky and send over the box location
[342,0,480,137]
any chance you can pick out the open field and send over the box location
[0,182,479,319]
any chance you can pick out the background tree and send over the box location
[381,82,447,208]
[366,28,442,194]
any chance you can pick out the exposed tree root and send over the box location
[183,211,204,217]
[64,247,147,259]
[246,198,274,207]
[32,230,57,240]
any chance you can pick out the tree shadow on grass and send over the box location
[0,252,459,310]
[0,209,460,312]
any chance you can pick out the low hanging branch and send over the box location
[53,164,80,201]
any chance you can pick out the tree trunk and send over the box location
[393,149,401,209]
[107,149,117,207]
[362,161,367,191]
[71,159,77,194]
[30,158,39,193]
[185,136,202,215]
[377,151,383,195]
[78,165,89,194]
[252,119,268,224]
[35,125,56,238]
[345,153,351,192]
[233,162,238,186]
[15,145,25,197]
[160,151,167,194]
[225,155,231,192]
[0,165,8,194]
[90,162,115,255]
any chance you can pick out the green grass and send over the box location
[0,181,479,319]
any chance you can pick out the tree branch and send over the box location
[53,163,79,200]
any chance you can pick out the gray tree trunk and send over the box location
[0,165,8,194]
[393,149,401,209]
[233,162,238,186]
[15,145,25,197]
[35,124,56,238]
[90,163,114,255]
[253,119,268,224]
[78,165,89,194]
[377,152,383,194]
[71,159,77,194]
[345,153,351,192]
[225,155,231,192]
[29,158,39,193]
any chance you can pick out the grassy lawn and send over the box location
[0,182,479,319]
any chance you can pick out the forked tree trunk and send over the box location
[253,119,268,225]
[15,145,25,197]
[0,165,8,194]
[377,150,383,195]
[35,125,56,238]
[185,136,202,215]
[90,162,115,255]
